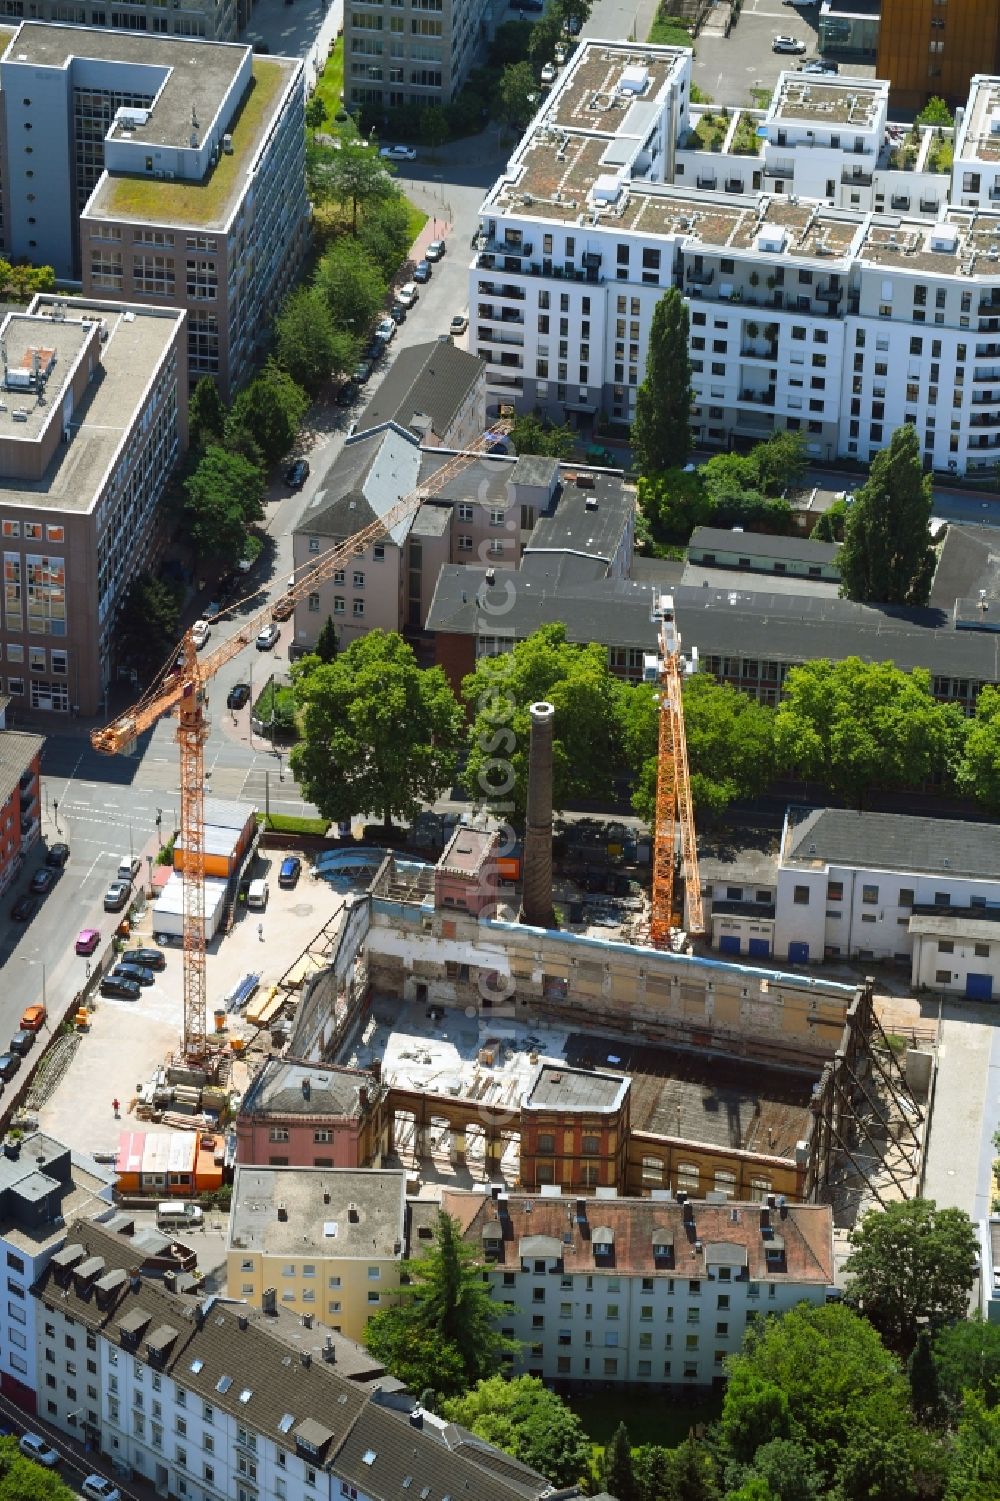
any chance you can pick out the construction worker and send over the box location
[112,1098,120,1118]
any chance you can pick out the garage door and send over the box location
[788,942,809,964]
[966,972,993,1001]
[718,935,741,955]
[748,938,770,957]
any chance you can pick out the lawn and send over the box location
[404,200,429,246]
[569,1388,724,1457]
[648,9,696,47]
[105,59,287,225]
[312,36,349,134]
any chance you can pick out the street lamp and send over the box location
[155,807,163,850]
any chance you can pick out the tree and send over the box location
[773,657,964,808]
[933,1316,1000,1409]
[188,375,226,451]
[810,498,847,543]
[440,1376,591,1488]
[116,571,182,681]
[909,1331,941,1424]
[364,1211,517,1398]
[752,429,808,496]
[183,445,265,563]
[633,1445,674,1501]
[0,1438,79,1501]
[637,467,712,544]
[358,192,414,280]
[226,361,309,465]
[275,286,357,397]
[735,1438,823,1501]
[834,1427,920,1501]
[462,624,624,816]
[420,104,450,150]
[315,615,339,664]
[631,287,692,474]
[845,1198,980,1356]
[556,0,593,33]
[497,61,539,130]
[916,96,953,127]
[839,424,935,605]
[510,409,574,459]
[311,141,395,232]
[527,9,564,63]
[291,631,464,829]
[945,1390,1000,1501]
[315,238,387,337]
[669,1436,720,1501]
[720,1303,914,1487]
[602,1422,638,1501]
[954,685,1000,813]
[305,93,326,136]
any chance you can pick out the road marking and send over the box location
[79,849,111,887]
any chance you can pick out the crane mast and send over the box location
[91,421,510,1064]
[648,594,704,948]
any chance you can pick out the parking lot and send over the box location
[692,0,874,107]
[34,849,346,1158]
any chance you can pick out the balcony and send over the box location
[686,268,715,286]
[763,161,794,179]
[842,169,873,186]
[738,387,776,406]
[969,411,1000,428]
[816,283,843,304]
[482,237,533,259]
[990,186,1000,201]
[973,368,1000,384]
[477,305,524,325]
[740,342,778,362]
[477,280,525,301]
[971,389,1000,403]
[977,343,1000,359]
[478,328,524,347]
[918,199,941,213]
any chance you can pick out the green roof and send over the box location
[100,58,288,228]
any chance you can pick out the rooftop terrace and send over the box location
[547,42,687,137]
[771,73,886,128]
[959,75,1000,164]
[859,209,1000,276]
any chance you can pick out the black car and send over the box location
[100,975,141,1001]
[352,360,373,384]
[284,459,310,490]
[29,867,57,896]
[413,260,431,284]
[227,682,251,711]
[390,302,407,324]
[336,381,358,406]
[363,339,386,363]
[103,880,131,913]
[10,894,37,922]
[0,1053,21,1082]
[126,947,166,972]
[45,843,70,868]
[9,1030,36,1057]
[113,963,155,987]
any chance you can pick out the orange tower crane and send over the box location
[91,421,511,1063]
[648,594,704,948]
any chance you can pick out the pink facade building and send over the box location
[235,1057,387,1169]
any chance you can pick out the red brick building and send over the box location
[520,1064,631,1192]
[0,724,44,897]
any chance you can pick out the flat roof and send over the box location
[547,41,689,139]
[770,72,886,127]
[88,56,297,229]
[858,208,1000,277]
[0,298,182,513]
[958,75,1000,164]
[438,826,497,878]
[0,315,90,443]
[524,1063,630,1113]
[0,729,42,810]
[229,1167,406,1260]
[688,527,840,566]
[525,470,629,563]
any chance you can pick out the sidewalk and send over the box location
[921,1000,1000,1217]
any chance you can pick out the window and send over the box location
[898,888,914,908]
[352,600,364,617]
[582,1134,600,1155]
[938,940,954,954]
[793,885,810,905]
[862,885,878,905]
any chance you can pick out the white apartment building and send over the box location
[952,75,1000,211]
[452,1188,833,1389]
[472,43,1000,476]
[35,1218,569,1501]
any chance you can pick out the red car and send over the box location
[75,928,100,956]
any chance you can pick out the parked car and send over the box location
[103,880,131,913]
[125,947,166,972]
[75,930,100,957]
[82,1478,121,1501]
[379,144,416,161]
[425,239,446,262]
[45,842,70,868]
[29,867,56,895]
[389,301,407,324]
[540,62,557,84]
[375,315,396,341]
[396,283,419,309]
[284,459,310,490]
[271,594,295,622]
[801,59,838,74]
[0,1053,21,1082]
[227,682,251,710]
[279,855,302,888]
[518,0,544,11]
[449,313,468,336]
[10,894,37,922]
[9,1030,36,1056]
[336,380,358,406]
[100,975,141,1001]
[773,34,807,52]
[364,338,387,362]
[113,963,155,987]
[191,619,210,649]
[20,1003,46,1031]
[554,41,567,63]
[256,623,280,651]
[352,360,373,384]
[413,260,432,284]
[19,1434,60,1467]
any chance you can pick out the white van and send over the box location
[155,1202,203,1230]
[117,856,141,883]
[247,878,269,910]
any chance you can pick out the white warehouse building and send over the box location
[472,43,1000,476]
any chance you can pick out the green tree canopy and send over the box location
[729,1437,824,1501]
[509,410,574,458]
[357,192,414,280]
[183,445,265,563]
[440,1376,591,1488]
[720,1303,914,1487]
[315,238,387,337]
[845,1199,980,1356]
[0,1438,80,1501]
[315,615,339,664]
[916,96,953,126]
[116,570,183,682]
[304,94,326,134]
[291,630,463,829]
[226,361,309,465]
[527,10,563,63]
[637,467,713,544]
[945,1389,1000,1500]
[364,1211,517,1398]
[632,287,692,475]
[496,61,539,129]
[310,140,395,231]
[462,624,624,815]
[838,424,935,605]
[954,685,1000,813]
[602,1422,638,1501]
[275,286,357,397]
[933,1316,1000,1409]
[773,657,964,808]
[188,375,226,451]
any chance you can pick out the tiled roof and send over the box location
[450,1191,834,1283]
[783,806,1000,881]
[295,426,422,544]
[240,1056,373,1121]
